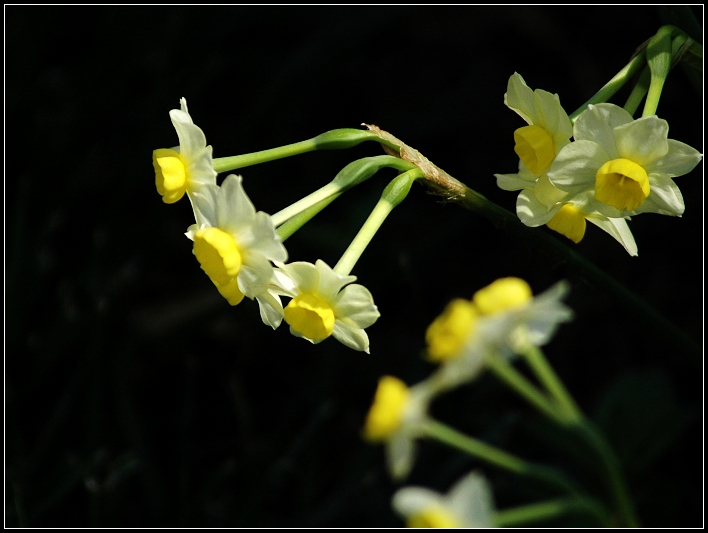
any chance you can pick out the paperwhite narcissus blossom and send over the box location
[153,98,217,204]
[186,175,287,307]
[425,278,572,392]
[492,74,637,250]
[363,376,434,480]
[516,190,638,256]
[501,72,573,177]
[392,471,495,528]
[548,103,703,218]
[270,260,380,353]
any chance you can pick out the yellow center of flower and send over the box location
[514,125,555,175]
[407,507,459,528]
[594,158,650,212]
[473,278,533,315]
[283,293,335,340]
[546,204,587,244]
[213,276,245,306]
[193,228,242,286]
[153,148,189,204]
[363,376,410,442]
[425,299,478,362]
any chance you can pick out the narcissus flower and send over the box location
[548,103,702,217]
[153,98,217,204]
[503,72,573,177]
[186,175,287,306]
[425,278,572,391]
[363,376,434,480]
[392,471,495,528]
[271,260,380,352]
[516,190,638,256]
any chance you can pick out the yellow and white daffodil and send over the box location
[153,98,217,204]
[392,470,495,528]
[186,175,287,308]
[497,72,573,182]
[516,190,638,256]
[363,376,434,480]
[492,74,638,251]
[425,278,572,392]
[270,260,380,352]
[548,103,702,218]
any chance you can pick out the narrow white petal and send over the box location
[634,177,685,216]
[386,433,416,481]
[190,184,219,228]
[332,319,370,352]
[495,172,535,191]
[586,216,638,256]
[256,292,284,329]
[392,487,444,518]
[238,254,274,298]
[279,262,320,294]
[644,139,702,177]
[614,116,669,167]
[186,145,217,191]
[240,211,288,263]
[170,109,207,159]
[504,72,535,124]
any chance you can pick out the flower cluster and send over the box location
[495,73,702,256]
[153,99,380,352]
[363,277,571,477]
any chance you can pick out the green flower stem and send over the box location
[643,25,674,117]
[484,355,571,426]
[271,182,341,228]
[569,49,647,123]
[333,168,423,276]
[572,420,640,528]
[271,155,416,229]
[212,128,401,173]
[276,193,341,243]
[623,65,651,116]
[521,345,583,422]
[364,125,700,362]
[420,419,583,497]
[494,497,612,527]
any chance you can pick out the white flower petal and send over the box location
[315,259,356,300]
[279,262,320,294]
[332,284,380,328]
[516,189,561,226]
[574,103,632,158]
[495,172,535,191]
[447,471,495,528]
[240,211,288,262]
[504,72,535,124]
[332,319,370,353]
[520,281,573,346]
[218,175,256,233]
[256,291,284,329]
[634,176,685,216]
[533,89,569,139]
[614,115,669,167]
[238,253,274,298]
[186,145,217,191]
[392,487,445,517]
[644,139,703,177]
[169,107,206,159]
[386,433,417,481]
[586,216,638,256]
[548,140,609,194]
[190,184,219,228]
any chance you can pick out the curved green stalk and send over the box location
[420,419,584,497]
[494,497,613,527]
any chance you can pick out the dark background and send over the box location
[6,6,703,527]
